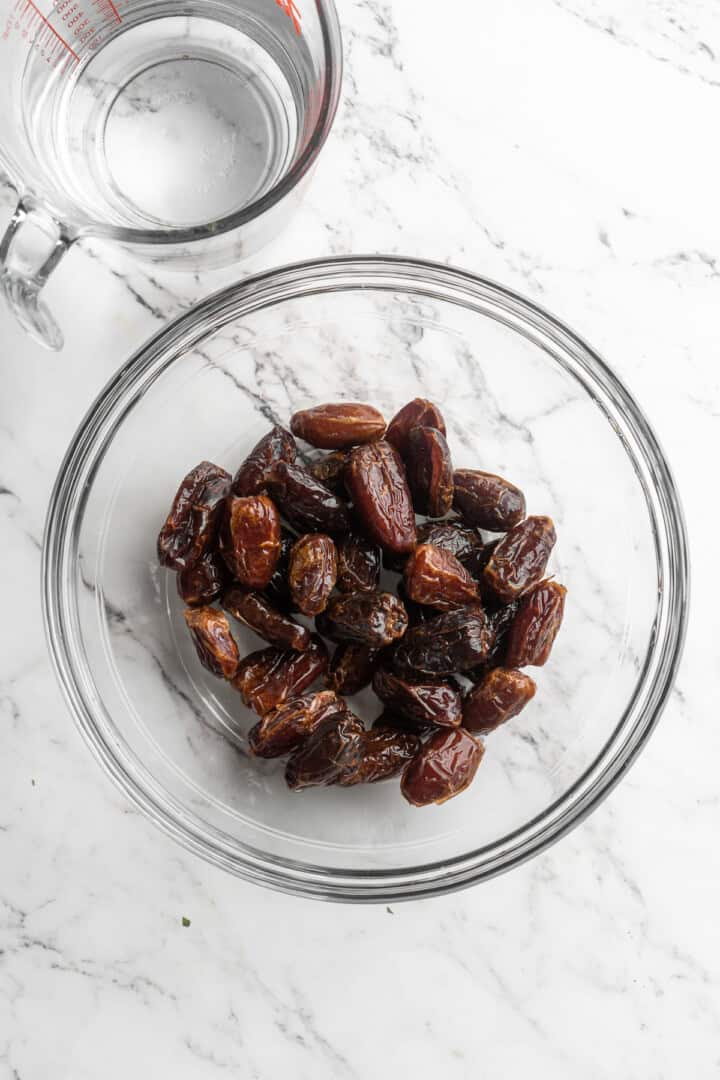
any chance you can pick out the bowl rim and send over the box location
[42,255,690,902]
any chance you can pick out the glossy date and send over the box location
[403,544,480,611]
[393,607,494,675]
[373,665,462,728]
[337,728,421,786]
[157,461,231,571]
[183,606,240,679]
[232,636,328,715]
[219,494,281,588]
[285,714,366,790]
[177,550,228,606]
[344,441,417,555]
[400,727,484,806]
[232,426,296,496]
[222,586,310,652]
[483,515,556,602]
[336,532,382,594]
[290,402,386,449]
[288,533,338,616]
[452,469,526,532]
[504,579,566,667]
[326,643,379,695]
[315,591,408,648]
[386,398,447,457]
[248,690,347,758]
[405,426,454,517]
[266,461,352,535]
[462,667,536,734]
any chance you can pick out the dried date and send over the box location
[393,607,494,675]
[177,550,228,606]
[396,581,434,627]
[462,667,536,734]
[222,586,310,652]
[405,426,454,517]
[315,591,408,648]
[386,398,447,457]
[248,690,347,758]
[504,580,566,667]
[263,529,297,611]
[288,533,338,616]
[183,606,239,679]
[337,729,421,786]
[157,461,231,571]
[232,426,296,496]
[345,441,416,555]
[266,461,352,535]
[219,494,281,589]
[403,544,480,611]
[232,636,328,715]
[453,470,526,532]
[285,714,366,790]
[308,450,350,495]
[373,666,462,728]
[401,728,484,807]
[372,710,437,737]
[483,516,556,602]
[336,532,381,593]
[326,643,379,695]
[416,520,484,565]
[290,402,386,449]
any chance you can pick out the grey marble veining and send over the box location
[0,0,717,1076]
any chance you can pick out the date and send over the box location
[232,636,328,715]
[401,728,484,807]
[308,450,350,495]
[393,607,494,675]
[403,544,480,611]
[232,426,296,496]
[372,710,437,737]
[386,398,447,457]
[462,667,536,734]
[483,516,556,601]
[416,520,484,565]
[248,690,347,758]
[373,666,462,728]
[504,580,566,667]
[405,427,454,517]
[453,470,526,532]
[315,591,408,648]
[326,643,379,695]
[177,550,228,606]
[220,494,281,589]
[183,606,240,679]
[263,529,297,611]
[290,402,386,449]
[288,533,338,616]
[157,461,231,571]
[222,586,310,652]
[285,714,366,790]
[336,532,381,593]
[396,581,433,627]
[345,441,417,555]
[266,461,352,535]
[337,728,421,786]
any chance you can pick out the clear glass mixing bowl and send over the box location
[42,257,689,902]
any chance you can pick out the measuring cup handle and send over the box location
[0,197,74,351]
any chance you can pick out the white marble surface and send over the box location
[0,0,717,1075]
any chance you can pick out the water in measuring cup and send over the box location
[22,2,304,229]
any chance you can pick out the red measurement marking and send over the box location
[24,0,79,59]
[90,0,120,24]
[275,0,301,35]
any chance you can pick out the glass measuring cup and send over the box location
[0,0,342,348]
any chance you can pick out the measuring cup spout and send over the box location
[0,197,74,350]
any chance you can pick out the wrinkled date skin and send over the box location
[337,532,382,594]
[372,710,437,737]
[401,727,484,807]
[316,591,408,648]
[288,533,338,616]
[504,580,566,668]
[453,469,526,532]
[468,599,520,679]
[345,441,417,555]
[266,461,352,535]
[308,450,350,495]
[290,403,386,449]
[232,636,328,715]
[232,427,296,496]
[373,666,462,728]
[483,516,557,602]
[326,643,379,695]
[222,586,310,652]
[338,729,421,786]
[403,544,480,611]
[386,398,447,457]
[177,550,229,607]
[393,607,494,675]
[405,427,454,517]
[463,667,536,734]
[248,690,347,758]
[183,606,240,679]
[416,520,484,565]
[396,581,434,627]
[285,714,366,790]
[158,461,231,571]
[220,494,281,589]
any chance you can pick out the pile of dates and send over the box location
[157,399,566,806]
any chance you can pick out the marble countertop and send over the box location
[1,0,717,1076]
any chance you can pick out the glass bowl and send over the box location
[42,257,689,902]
